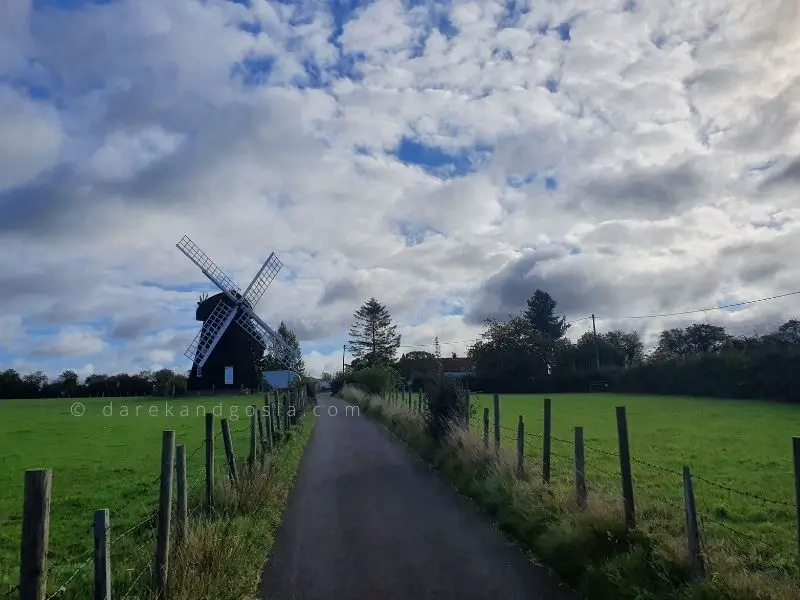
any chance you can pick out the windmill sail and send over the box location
[176,235,241,300]
[184,299,236,368]
[242,252,282,308]
[235,310,300,372]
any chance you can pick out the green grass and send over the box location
[356,388,800,599]
[470,392,799,574]
[0,394,294,597]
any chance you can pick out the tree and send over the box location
[320,371,333,382]
[23,371,48,397]
[263,321,305,375]
[603,330,644,367]
[57,370,79,397]
[775,319,800,345]
[684,323,729,354]
[521,290,570,375]
[397,351,438,389]
[348,298,400,367]
[653,324,729,360]
[469,315,544,390]
[0,369,23,399]
[523,290,569,340]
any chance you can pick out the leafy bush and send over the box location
[422,375,472,444]
[301,378,317,402]
[348,364,401,396]
[330,371,348,395]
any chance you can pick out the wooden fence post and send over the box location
[483,408,489,451]
[516,415,525,479]
[793,437,800,554]
[683,465,705,579]
[248,407,257,469]
[575,427,587,509]
[175,444,188,544]
[616,406,636,529]
[20,469,52,600]
[465,389,471,429]
[493,393,500,453]
[221,419,238,484]
[204,413,214,514]
[93,509,110,600]
[154,430,175,592]
[265,400,274,451]
[257,407,267,466]
[543,398,552,483]
[274,391,281,434]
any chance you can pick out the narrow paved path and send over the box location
[261,394,578,600]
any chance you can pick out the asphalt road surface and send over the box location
[261,394,578,600]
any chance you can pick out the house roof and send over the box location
[440,357,473,373]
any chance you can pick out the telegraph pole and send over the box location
[342,344,346,372]
[592,314,600,370]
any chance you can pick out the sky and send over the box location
[0,0,799,380]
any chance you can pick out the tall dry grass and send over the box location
[137,415,313,600]
[342,386,800,600]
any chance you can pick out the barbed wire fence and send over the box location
[494,393,796,575]
[379,385,798,581]
[7,387,311,600]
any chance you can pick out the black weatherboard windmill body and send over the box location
[176,235,301,391]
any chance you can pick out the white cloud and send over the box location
[1,0,799,379]
[29,327,107,358]
[0,315,24,348]
[0,85,63,191]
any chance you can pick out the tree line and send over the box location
[0,367,189,399]
[330,292,800,403]
[0,320,309,400]
[466,289,800,401]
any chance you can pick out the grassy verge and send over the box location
[342,388,798,600]
[0,396,313,600]
[158,412,314,600]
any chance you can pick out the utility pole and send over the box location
[342,344,346,372]
[592,313,600,370]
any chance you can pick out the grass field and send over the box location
[470,392,799,574]
[0,394,290,596]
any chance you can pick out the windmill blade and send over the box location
[235,309,301,372]
[242,252,282,309]
[176,235,241,300]
[184,299,237,368]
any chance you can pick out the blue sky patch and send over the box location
[397,221,432,247]
[545,176,558,190]
[554,22,572,42]
[32,0,116,10]
[140,281,209,294]
[391,137,493,178]
[506,172,536,188]
[231,56,276,87]
[497,0,529,28]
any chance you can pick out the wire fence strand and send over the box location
[45,550,94,600]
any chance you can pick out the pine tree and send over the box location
[348,298,400,367]
[523,289,569,340]
[262,321,305,375]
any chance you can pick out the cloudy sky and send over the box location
[1,0,798,379]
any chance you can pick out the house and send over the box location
[440,357,473,380]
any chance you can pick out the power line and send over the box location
[397,316,592,348]
[397,289,800,349]
[611,289,800,320]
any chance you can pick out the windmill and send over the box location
[176,235,300,391]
